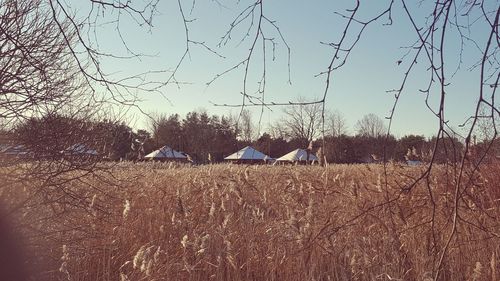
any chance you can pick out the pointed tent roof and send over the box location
[145,145,187,159]
[224,146,270,161]
[276,149,318,162]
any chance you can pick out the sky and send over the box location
[71,0,496,138]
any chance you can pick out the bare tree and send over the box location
[239,109,255,143]
[0,0,165,156]
[268,122,288,140]
[0,2,164,275]
[281,97,323,142]
[0,0,82,123]
[326,110,348,137]
[227,109,256,142]
[355,113,386,138]
[472,105,500,142]
[0,0,110,166]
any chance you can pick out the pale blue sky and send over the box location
[75,0,495,138]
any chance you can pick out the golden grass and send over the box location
[2,163,499,280]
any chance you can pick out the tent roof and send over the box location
[0,144,11,151]
[276,149,318,162]
[1,145,29,155]
[65,144,98,155]
[224,146,270,161]
[145,146,187,159]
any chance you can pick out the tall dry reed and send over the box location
[1,162,499,280]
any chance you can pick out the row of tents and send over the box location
[1,143,318,164]
[145,145,318,164]
[0,144,98,158]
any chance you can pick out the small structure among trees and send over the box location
[224,146,271,164]
[60,144,99,162]
[0,145,30,159]
[63,144,98,156]
[144,146,189,162]
[276,149,318,164]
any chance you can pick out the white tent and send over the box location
[1,145,29,157]
[65,144,98,156]
[276,149,318,162]
[224,146,271,161]
[0,144,11,152]
[145,146,187,160]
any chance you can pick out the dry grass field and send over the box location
[1,162,499,280]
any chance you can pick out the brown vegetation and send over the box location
[1,163,499,280]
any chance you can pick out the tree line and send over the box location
[3,107,488,164]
